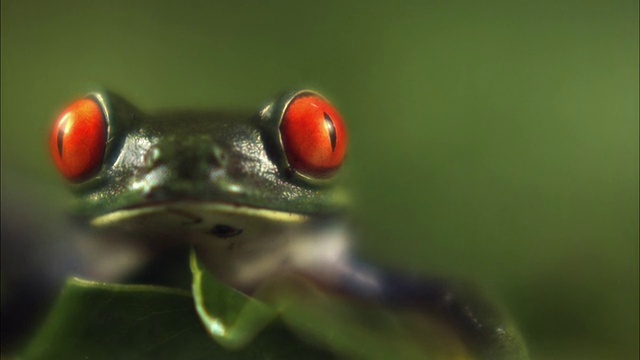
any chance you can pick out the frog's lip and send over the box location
[90,200,313,228]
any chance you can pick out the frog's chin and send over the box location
[88,201,351,291]
[89,201,313,247]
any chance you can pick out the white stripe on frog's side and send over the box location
[91,202,310,227]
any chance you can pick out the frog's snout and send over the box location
[131,136,233,202]
[142,137,227,180]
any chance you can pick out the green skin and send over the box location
[65,90,527,359]
[73,90,348,220]
[68,90,352,289]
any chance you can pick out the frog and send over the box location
[46,89,528,359]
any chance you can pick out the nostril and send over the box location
[211,144,227,168]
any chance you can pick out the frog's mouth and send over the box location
[89,201,315,247]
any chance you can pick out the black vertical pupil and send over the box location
[57,116,68,158]
[323,112,337,152]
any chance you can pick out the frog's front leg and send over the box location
[192,220,527,358]
[324,258,529,360]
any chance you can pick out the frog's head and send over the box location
[49,90,349,248]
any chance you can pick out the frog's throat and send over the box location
[87,201,351,292]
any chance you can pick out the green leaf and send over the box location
[20,278,331,360]
[190,252,278,349]
[21,252,524,360]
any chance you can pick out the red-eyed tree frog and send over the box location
[43,89,528,359]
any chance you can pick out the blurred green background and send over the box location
[1,0,638,358]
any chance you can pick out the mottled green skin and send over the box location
[68,90,348,221]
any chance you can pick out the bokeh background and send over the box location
[2,0,638,358]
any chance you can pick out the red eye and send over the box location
[50,98,107,181]
[280,94,348,178]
